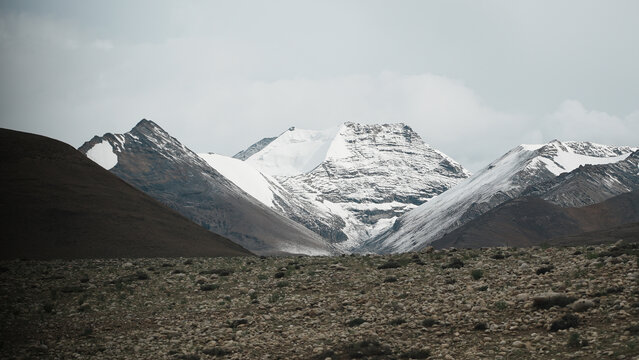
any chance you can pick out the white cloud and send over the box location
[541,100,639,147]
[1,11,636,174]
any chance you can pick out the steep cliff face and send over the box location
[79,119,334,256]
[236,122,470,250]
[368,140,637,253]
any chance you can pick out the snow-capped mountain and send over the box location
[367,140,637,253]
[199,153,347,242]
[521,149,639,207]
[233,136,277,161]
[79,119,334,256]
[234,122,470,250]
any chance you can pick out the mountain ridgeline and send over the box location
[79,120,333,256]
[79,119,639,255]
[0,128,251,259]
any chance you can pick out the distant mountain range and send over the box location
[0,128,251,259]
[209,122,470,251]
[70,119,639,256]
[367,140,638,253]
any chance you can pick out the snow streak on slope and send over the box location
[199,153,280,207]
[86,141,118,170]
[245,126,342,177]
[368,140,637,253]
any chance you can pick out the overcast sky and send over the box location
[1,0,637,171]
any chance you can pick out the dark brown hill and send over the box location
[0,128,252,259]
[431,190,639,249]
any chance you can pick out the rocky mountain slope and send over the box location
[521,150,639,207]
[432,190,639,249]
[199,153,347,243]
[0,128,251,259]
[233,136,277,160]
[79,120,334,256]
[368,140,637,253]
[235,122,470,250]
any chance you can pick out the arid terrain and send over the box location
[2,242,639,359]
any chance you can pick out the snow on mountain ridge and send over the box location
[366,139,637,253]
[267,122,471,250]
[245,125,342,177]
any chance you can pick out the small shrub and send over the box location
[476,285,488,292]
[471,269,483,280]
[60,286,87,293]
[445,278,456,285]
[384,276,397,283]
[567,332,586,348]
[491,253,506,260]
[473,322,487,331]
[389,318,406,326]
[344,340,391,358]
[199,269,233,276]
[257,274,267,280]
[399,349,431,359]
[80,326,93,337]
[177,355,199,360]
[42,303,54,313]
[228,319,248,329]
[442,258,464,269]
[274,271,286,279]
[536,265,555,275]
[199,284,219,291]
[113,271,149,283]
[202,347,231,356]
[626,324,639,335]
[533,295,576,309]
[378,261,402,270]
[346,318,366,327]
[268,292,283,303]
[276,281,289,288]
[606,286,624,294]
[550,314,579,332]
[422,318,439,327]
[494,300,507,311]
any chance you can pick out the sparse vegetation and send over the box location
[1,243,636,359]
[346,318,366,327]
[378,260,402,269]
[550,314,579,332]
[199,283,219,291]
[536,265,555,275]
[442,258,464,269]
[470,269,483,280]
[422,318,439,327]
[389,318,406,326]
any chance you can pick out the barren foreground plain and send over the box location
[2,243,639,359]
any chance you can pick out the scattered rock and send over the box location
[532,293,576,309]
[570,299,595,312]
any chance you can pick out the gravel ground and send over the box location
[2,243,639,359]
